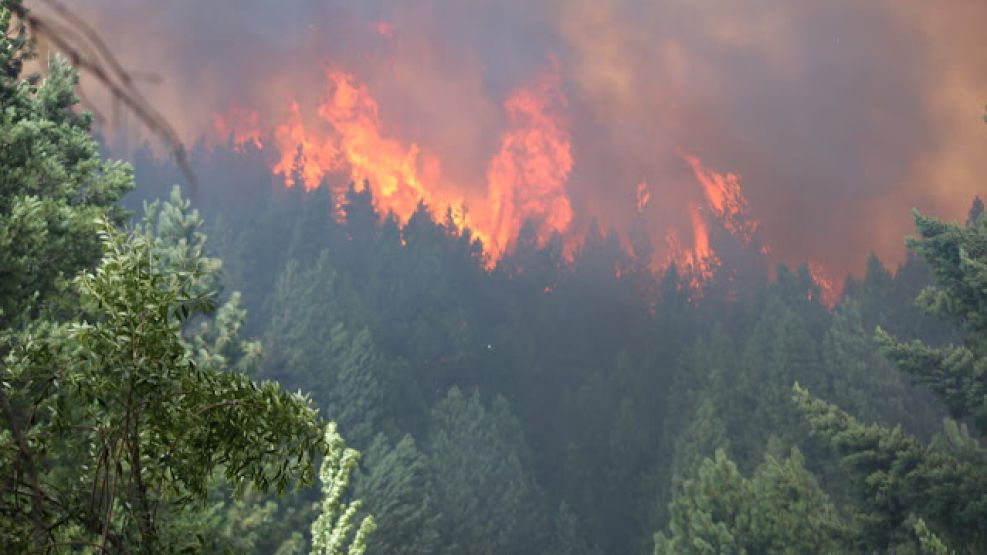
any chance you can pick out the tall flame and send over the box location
[318,69,442,222]
[483,65,573,256]
[258,64,572,260]
[272,100,342,191]
[666,203,719,290]
[210,70,845,304]
[682,153,757,243]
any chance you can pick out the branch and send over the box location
[0,385,52,549]
[9,0,198,191]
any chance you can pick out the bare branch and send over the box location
[10,0,198,191]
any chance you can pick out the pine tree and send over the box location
[794,204,987,553]
[727,294,821,467]
[326,326,387,448]
[355,434,442,555]
[877,208,987,434]
[0,9,132,326]
[654,448,849,554]
[546,502,602,555]
[966,196,983,227]
[428,387,542,554]
[142,185,262,374]
[0,16,329,550]
[821,298,939,436]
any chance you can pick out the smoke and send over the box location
[38,0,987,277]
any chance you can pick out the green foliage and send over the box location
[310,422,376,555]
[547,502,602,555]
[1,221,327,551]
[913,518,954,555]
[142,186,262,374]
[793,205,987,553]
[793,385,987,552]
[355,434,441,555]
[428,387,543,554]
[163,476,313,554]
[0,12,132,325]
[654,448,849,555]
[140,185,221,298]
[876,209,987,434]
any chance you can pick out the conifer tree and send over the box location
[355,434,442,555]
[546,502,602,555]
[325,326,387,448]
[428,387,542,554]
[794,202,987,552]
[654,448,849,554]
[0,8,132,325]
[142,185,262,374]
[966,196,983,227]
[0,14,330,550]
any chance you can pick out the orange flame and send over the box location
[271,100,342,191]
[666,203,719,290]
[483,65,573,256]
[636,182,651,213]
[259,64,572,261]
[807,260,841,308]
[213,70,776,291]
[682,153,757,243]
[212,103,264,151]
[318,69,443,222]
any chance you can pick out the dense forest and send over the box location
[3,3,987,553]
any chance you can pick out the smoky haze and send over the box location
[42,0,987,278]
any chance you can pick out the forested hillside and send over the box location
[3,2,986,553]
[125,143,985,554]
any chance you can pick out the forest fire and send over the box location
[808,261,841,308]
[483,65,573,257]
[211,104,264,152]
[209,69,857,301]
[44,0,987,298]
[208,64,789,291]
[682,153,757,244]
[224,64,574,260]
[665,203,719,290]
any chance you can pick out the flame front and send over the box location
[682,153,757,243]
[483,66,573,256]
[211,67,843,301]
[271,100,342,192]
[667,203,719,290]
[318,69,442,222]
[258,65,573,260]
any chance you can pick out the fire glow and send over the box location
[54,0,987,307]
[211,65,838,301]
[215,65,576,259]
